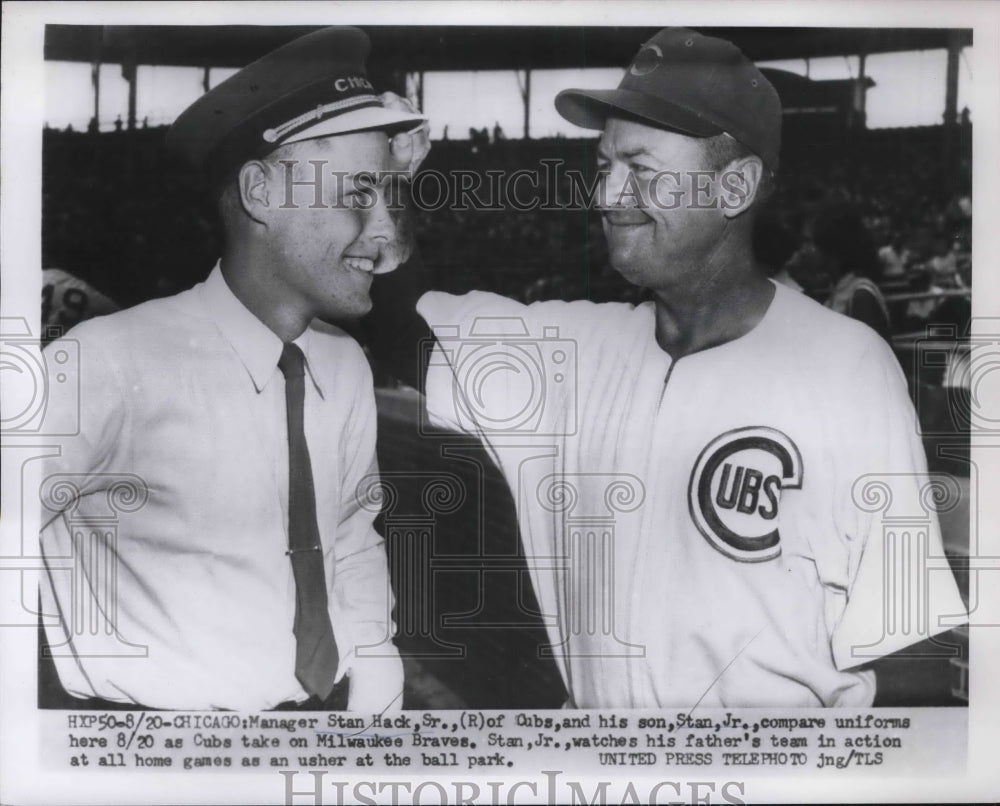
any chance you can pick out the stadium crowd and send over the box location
[43,122,971,327]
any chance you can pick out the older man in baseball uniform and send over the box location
[376,27,967,708]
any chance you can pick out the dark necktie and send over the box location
[278,342,339,700]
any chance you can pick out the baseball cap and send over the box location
[167,27,426,184]
[555,28,781,172]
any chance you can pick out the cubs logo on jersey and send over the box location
[688,426,802,562]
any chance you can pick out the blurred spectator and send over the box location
[811,201,892,340]
[877,233,909,279]
[903,266,945,328]
[927,235,964,289]
[753,210,802,292]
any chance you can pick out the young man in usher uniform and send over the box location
[39,27,427,711]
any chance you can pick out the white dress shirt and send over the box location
[39,266,397,710]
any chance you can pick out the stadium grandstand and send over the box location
[39,25,972,709]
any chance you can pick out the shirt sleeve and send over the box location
[39,328,129,529]
[329,356,399,681]
[831,336,968,669]
[37,327,130,699]
[415,290,581,448]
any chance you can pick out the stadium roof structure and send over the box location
[44,24,970,151]
[45,25,972,72]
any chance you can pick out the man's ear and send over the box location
[718,155,764,219]
[237,161,271,223]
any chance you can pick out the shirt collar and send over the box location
[201,263,326,398]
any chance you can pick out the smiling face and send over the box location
[262,131,397,322]
[596,118,734,292]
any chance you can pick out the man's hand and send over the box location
[381,92,431,178]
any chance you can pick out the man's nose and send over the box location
[600,164,638,208]
[363,187,396,243]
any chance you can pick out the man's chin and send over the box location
[610,259,650,289]
[316,297,373,327]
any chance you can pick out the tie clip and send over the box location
[286,546,322,556]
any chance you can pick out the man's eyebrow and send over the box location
[596,145,659,162]
[619,146,657,160]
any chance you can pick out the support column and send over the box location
[942,31,962,197]
[89,28,103,133]
[122,55,137,131]
[855,51,868,129]
[522,68,531,139]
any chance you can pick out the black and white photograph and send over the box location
[1,1,998,803]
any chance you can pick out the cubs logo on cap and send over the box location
[166,26,426,185]
[555,27,781,173]
[688,426,802,562]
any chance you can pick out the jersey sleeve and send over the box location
[831,336,968,669]
[415,290,583,445]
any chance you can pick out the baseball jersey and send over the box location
[416,281,967,708]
